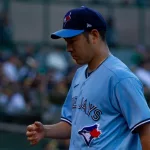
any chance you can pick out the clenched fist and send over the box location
[26,121,45,145]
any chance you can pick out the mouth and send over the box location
[71,55,78,59]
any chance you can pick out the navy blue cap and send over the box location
[51,6,107,39]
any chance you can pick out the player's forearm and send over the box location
[43,121,71,139]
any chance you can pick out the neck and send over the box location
[88,44,110,72]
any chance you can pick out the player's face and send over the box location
[65,32,95,65]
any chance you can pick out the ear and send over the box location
[90,29,100,44]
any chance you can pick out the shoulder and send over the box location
[102,55,141,84]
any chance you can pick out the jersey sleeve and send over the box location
[60,86,72,125]
[112,77,150,133]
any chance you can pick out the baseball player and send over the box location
[26,6,150,150]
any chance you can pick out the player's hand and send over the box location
[26,121,45,145]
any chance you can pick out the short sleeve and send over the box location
[112,77,150,132]
[60,86,72,126]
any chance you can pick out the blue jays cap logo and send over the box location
[63,12,71,26]
[78,124,101,146]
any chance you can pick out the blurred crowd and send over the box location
[0,10,78,124]
[131,45,150,105]
[0,42,79,121]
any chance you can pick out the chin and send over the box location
[75,60,87,65]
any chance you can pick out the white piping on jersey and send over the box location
[61,117,72,125]
[131,119,150,132]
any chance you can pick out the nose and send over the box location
[66,43,73,52]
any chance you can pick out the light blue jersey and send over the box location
[61,54,150,150]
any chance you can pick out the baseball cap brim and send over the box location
[51,29,84,39]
